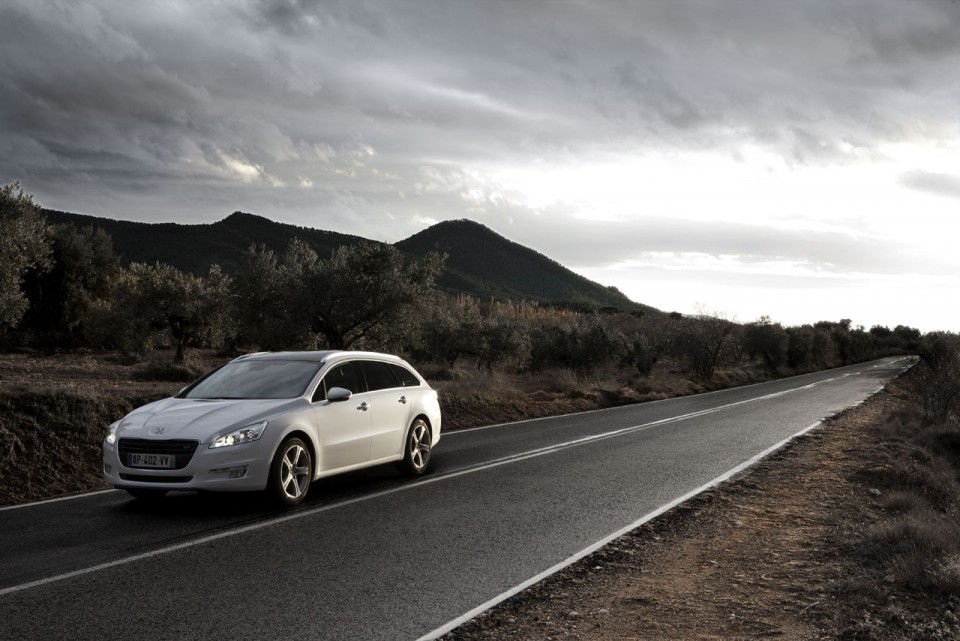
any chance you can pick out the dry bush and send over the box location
[861,513,960,595]
[900,333,960,425]
[881,490,931,515]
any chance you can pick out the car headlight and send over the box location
[105,423,119,446]
[209,421,268,449]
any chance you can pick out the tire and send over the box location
[399,419,432,477]
[268,437,313,507]
[125,488,168,501]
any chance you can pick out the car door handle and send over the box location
[357,402,368,411]
[398,396,407,404]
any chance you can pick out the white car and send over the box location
[103,351,441,506]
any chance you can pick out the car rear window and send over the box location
[389,364,421,387]
[362,361,401,391]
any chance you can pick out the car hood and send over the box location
[116,397,304,442]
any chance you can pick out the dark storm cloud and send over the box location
[1,0,958,249]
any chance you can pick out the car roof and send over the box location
[231,350,406,365]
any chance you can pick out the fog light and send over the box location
[209,465,248,479]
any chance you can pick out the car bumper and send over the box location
[103,440,272,493]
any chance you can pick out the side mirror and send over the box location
[327,386,352,402]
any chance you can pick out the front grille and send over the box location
[118,438,200,470]
[119,474,193,483]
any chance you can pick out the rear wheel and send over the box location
[399,419,431,476]
[125,488,168,501]
[268,437,313,506]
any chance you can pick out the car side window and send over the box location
[388,364,421,387]
[361,361,401,392]
[314,362,364,402]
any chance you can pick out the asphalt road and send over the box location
[0,357,911,641]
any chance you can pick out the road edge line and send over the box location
[0,489,116,512]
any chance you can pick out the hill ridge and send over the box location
[396,219,655,313]
[42,209,657,313]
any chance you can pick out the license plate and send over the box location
[127,453,176,469]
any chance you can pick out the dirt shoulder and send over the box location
[439,389,960,641]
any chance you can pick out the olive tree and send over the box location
[234,240,444,352]
[672,309,741,383]
[22,224,118,344]
[93,262,233,363]
[0,183,50,332]
[233,241,317,350]
[306,242,444,350]
[744,316,788,369]
[419,295,484,366]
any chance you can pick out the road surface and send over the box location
[0,357,911,641]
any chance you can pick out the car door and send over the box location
[311,361,372,472]
[362,360,414,461]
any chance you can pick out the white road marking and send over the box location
[0,489,116,512]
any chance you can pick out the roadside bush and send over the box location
[621,333,657,376]
[671,312,741,383]
[418,296,484,367]
[860,512,960,595]
[786,325,816,369]
[744,316,788,368]
[529,318,623,378]
[902,332,960,425]
[473,318,531,372]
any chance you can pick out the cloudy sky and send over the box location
[2,0,958,332]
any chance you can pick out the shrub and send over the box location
[529,318,623,378]
[902,332,960,425]
[744,316,788,368]
[670,311,741,383]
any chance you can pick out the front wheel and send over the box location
[399,419,432,477]
[268,437,313,506]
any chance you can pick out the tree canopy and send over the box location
[0,183,50,331]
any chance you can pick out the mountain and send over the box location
[42,210,366,274]
[42,209,658,313]
[396,219,658,313]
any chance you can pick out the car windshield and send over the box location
[183,360,321,399]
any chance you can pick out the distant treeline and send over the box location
[0,182,941,385]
